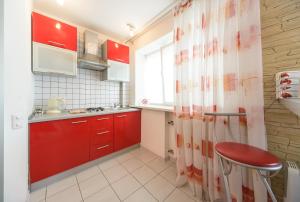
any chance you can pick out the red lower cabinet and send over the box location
[30,110,141,183]
[90,143,114,160]
[114,111,141,151]
[30,118,90,183]
[90,115,114,160]
[128,111,141,145]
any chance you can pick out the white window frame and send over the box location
[144,42,173,106]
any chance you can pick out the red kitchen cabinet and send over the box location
[105,40,129,64]
[30,110,141,183]
[114,111,141,151]
[30,118,90,183]
[90,143,114,160]
[128,111,141,145]
[90,115,114,160]
[32,12,77,51]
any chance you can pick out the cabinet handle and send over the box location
[72,120,87,124]
[97,131,110,135]
[116,58,125,62]
[97,117,109,121]
[96,145,110,150]
[116,115,127,118]
[48,40,66,48]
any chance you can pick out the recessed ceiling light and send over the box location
[55,23,61,29]
[56,0,64,6]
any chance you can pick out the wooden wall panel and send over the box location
[261,0,300,200]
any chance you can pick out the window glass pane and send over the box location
[144,51,163,104]
[162,44,174,104]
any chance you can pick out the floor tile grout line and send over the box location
[115,150,174,201]
[159,173,176,186]
[144,174,176,202]
[45,178,78,200]
[98,159,120,172]
[100,149,159,201]
[78,165,113,201]
[167,187,198,202]
[118,174,142,201]
[162,186,177,202]
[44,186,47,202]
[120,160,144,174]
[79,180,112,201]
[116,166,143,201]
[75,166,102,184]
[115,152,135,164]
[112,152,195,202]
[33,147,177,202]
[128,170,159,202]
[76,165,115,201]
[99,162,130,184]
[147,161,174,175]
[75,175,84,201]
[97,163,123,201]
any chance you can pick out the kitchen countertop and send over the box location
[132,105,173,112]
[29,108,141,123]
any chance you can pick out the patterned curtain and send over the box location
[174,0,268,201]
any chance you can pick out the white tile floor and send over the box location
[30,147,202,202]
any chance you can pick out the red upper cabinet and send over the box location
[105,40,129,64]
[32,12,77,51]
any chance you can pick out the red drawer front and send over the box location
[32,12,77,51]
[90,143,114,160]
[92,131,113,145]
[107,40,129,64]
[92,115,113,132]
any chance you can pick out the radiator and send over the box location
[284,161,300,202]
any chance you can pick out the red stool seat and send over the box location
[215,142,282,169]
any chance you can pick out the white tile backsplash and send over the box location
[33,68,129,110]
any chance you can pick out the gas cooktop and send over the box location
[86,107,105,112]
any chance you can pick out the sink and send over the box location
[104,107,131,111]
[113,107,131,111]
[280,98,300,117]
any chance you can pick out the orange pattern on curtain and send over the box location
[173,0,267,201]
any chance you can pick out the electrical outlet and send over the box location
[11,115,23,129]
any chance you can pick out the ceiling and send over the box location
[33,0,176,41]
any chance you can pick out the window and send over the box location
[136,33,174,106]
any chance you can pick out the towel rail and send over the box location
[204,112,246,116]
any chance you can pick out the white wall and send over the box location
[141,110,167,158]
[3,0,33,201]
[129,12,173,105]
[130,12,175,158]
[0,0,4,200]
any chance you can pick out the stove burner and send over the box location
[86,107,105,112]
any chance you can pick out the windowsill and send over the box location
[131,104,173,112]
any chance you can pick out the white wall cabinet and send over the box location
[32,42,77,76]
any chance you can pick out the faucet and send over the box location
[113,103,120,109]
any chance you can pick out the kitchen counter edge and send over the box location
[28,108,141,123]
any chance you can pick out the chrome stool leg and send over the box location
[257,170,277,202]
[218,156,232,202]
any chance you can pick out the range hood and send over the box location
[78,31,109,70]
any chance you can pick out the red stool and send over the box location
[216,142,282,202]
